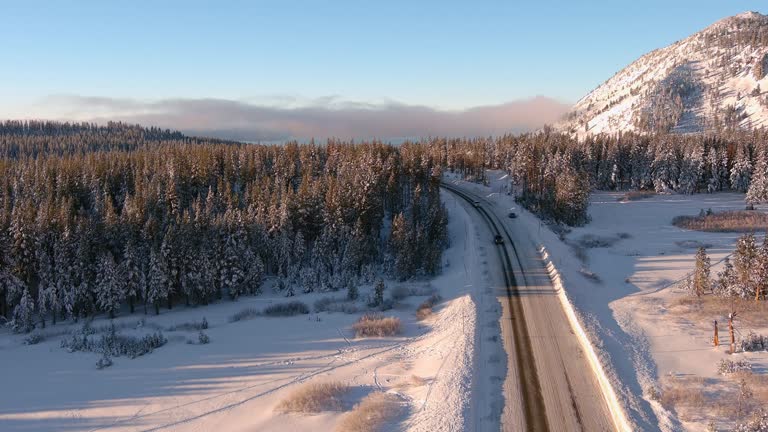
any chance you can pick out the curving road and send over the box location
[441,182,616,432]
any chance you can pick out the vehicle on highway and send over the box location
[472,200,481,207]
[494,234,504,244]
[508,212,517,218]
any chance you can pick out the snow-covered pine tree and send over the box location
[734,234,759,295]
[652,144,679,193]
[730,145,753,192]
[755,236,768,301]
[11,288,35,333]
[693,247,711,297]
[147,249,168,315]
[160,228,179,310]
[389,212,413,280]
[629,141,653,190]
[372,279,385,307]
[678,145,704,194]
[9,199,36,285]
[346,277,359,301]
[0,234,24,320]
[96,252,124,319]
[706,147,722,193]
[299,265,316,294]
[121,240,144,314]
[714,257,736,298]
[746,149,768,204]
[250,253,266,295]
[54,227,75,321]
[220,222,247,300]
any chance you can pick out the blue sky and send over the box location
[0,1,765,139]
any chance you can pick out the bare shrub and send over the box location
[275,381,349,414]
[336,392,403,432]
[352,314,401,338]
[416,295,440,321]
[741,332,768,352]
[718,359,752,375]
[314,297,359,314]
[167,317,208,331]
[660,385,706,411]
[672,211,768,232]
[263,301,310,317]
[229,307,260,322]
[735,409,768,432]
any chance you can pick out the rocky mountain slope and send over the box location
[557,11,768,138]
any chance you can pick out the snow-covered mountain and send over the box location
[557,11,768,138]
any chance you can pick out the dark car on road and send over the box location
[508,212,517,219]
[494,234,504,244]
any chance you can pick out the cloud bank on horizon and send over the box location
[22,95,570,142]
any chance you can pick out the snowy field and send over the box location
[0,191,510,432]
[452,170,768,432]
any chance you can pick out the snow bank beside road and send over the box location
[539,245,632,432]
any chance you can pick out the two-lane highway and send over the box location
[442,182,616,432]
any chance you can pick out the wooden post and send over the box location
[729,312,737,354]
[713,320,719,347]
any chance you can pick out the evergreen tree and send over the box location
[715,257,737,298]
[678,146,704,194]
[10,288,35,333]
[372,279,385,307]
[96,252,123,319]
[54,229,75,321]
[755,235,768,301]
[220,221,247,300]
[121,241,145,314]
[347,278,359,301]
[730,145,752,192]
[0,242,24,320]
[652,145,679,193]
[746,150,768,204]
[734,233,759,293]
[693,247,711,297]
[147,249,168,315]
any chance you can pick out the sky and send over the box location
[0,0,765,140]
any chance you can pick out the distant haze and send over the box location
[21,95,570,142]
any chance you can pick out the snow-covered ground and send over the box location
[448,170,768,432]
[0,191,507,432]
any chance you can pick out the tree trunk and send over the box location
[713,320,719,347]
[729,314,736,354]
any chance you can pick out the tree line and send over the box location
[415,128,768,225]
[690,234,768,302]
[0,122,448,332]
